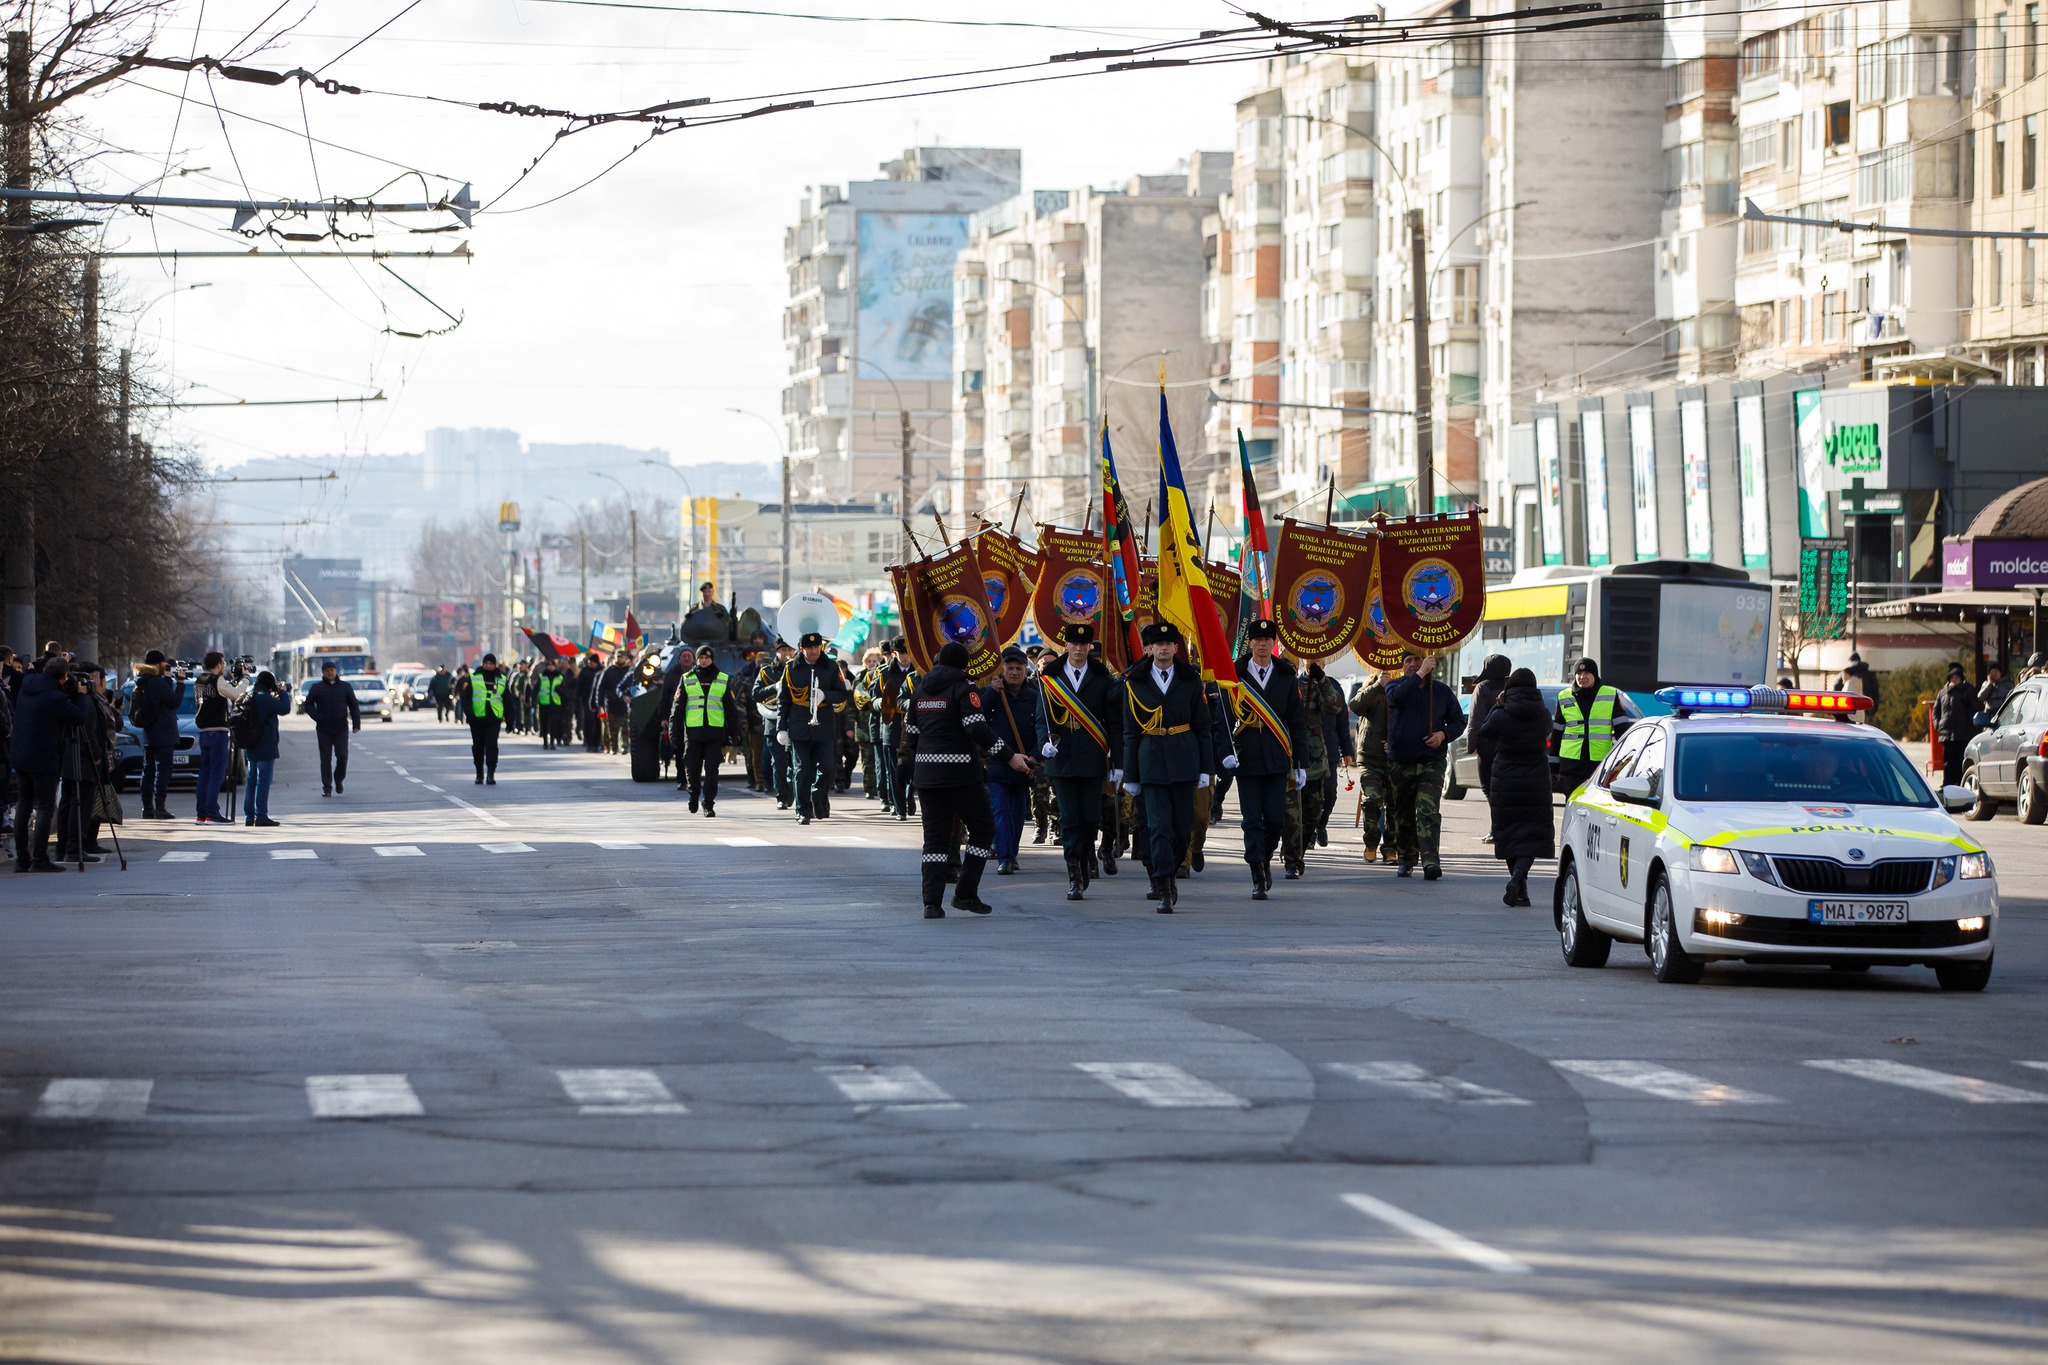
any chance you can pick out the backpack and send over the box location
[129,677,157,730]
[230,694,266,750]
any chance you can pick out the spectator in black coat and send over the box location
[300,663,361,796]
[131,649,186,819]
[1478,667,1554,907]
[1466,654,1512,796]
[1931,662,1979,788]
[11,658,90,872]
[0,646,16,837]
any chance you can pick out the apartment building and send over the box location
[782,147,1020,508]
[952,162,1225,532]
[1660,0,1741,376]
[1962,0,2048,380]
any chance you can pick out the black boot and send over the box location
[1251,863,1268,901]
[688,793,699,813]
[1155,877,1175,913]
[704,801,716,818]
[1066,858,1085,901]
[924,904,945,918]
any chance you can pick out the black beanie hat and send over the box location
[937,642,971,668]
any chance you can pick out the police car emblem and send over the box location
[1618,835,1631,887]
[1847,847,1866,861]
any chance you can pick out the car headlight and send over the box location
[1932,856,1956,888]
[1958,851,1993,881]
[1689,845,1740,875]
[1739,850,1778,886]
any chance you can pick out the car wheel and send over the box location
[2020,775,2046,827]
[1963,764,1997,821]
[1646,876,1704,984]
[1557,861,1611,968]
[1934,955,1993,992]
[1443,777,1466,802]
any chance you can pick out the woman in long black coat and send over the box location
[1477,667,1554,906]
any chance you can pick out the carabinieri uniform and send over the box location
[901,641,1004,918]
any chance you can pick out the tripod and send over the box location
[62,730,128,873]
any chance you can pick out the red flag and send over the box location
[1376,512,1489,654]
[624,609,643,651]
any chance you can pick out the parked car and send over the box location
[343,673,394,723]
[1960,676,2048,824]
[111,681,201,792]
[1445,683,1646,800]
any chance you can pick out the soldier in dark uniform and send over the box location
[903,640,1002,918]
[1033,623,1124,901]
[776,632,849,825]
[878,639,916,819]
[752,639,794,807]
[1179,677,1234,878]
[1225,619,1308,900]
[1119,621,1214,913]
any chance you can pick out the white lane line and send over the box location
[556,1068,687,1115]
[1326,1062,1532,1106]
[818,1064,962,1111]
[716,836,773,848]
[270,849,319,861]
[405,776,425,785]
[818,835,874,844]
[391,766,409,777]
[423,784,445,793]
[592,840,646,850]
[2019,1061,2048,1074]
[36,1079,154,1120]
[373,845,426,858]
[1805,1059,2048,1104]
[1340,1193,1532,1276]
[306,1074,424,1119]
[159,851,209,863]
[1075,1061,1249,1109]
[1551,1060,1778,1106]
[443,793,509,829]
[481,842,534,854]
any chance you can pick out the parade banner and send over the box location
[1374,512,1488,654]
[1030,524,1113,646]
[1270,518,1375,661]
[973,526,1040,647]
[1353,551,1407,672]
[890,542,1001,676]
[1205,559,1243,653]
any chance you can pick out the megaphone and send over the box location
[775,591,838,646]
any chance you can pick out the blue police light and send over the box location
[1655,686,1754,711]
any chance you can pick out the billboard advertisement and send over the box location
[1581,406,1611,566]
[1794,386,1829,538]
[1534,411,1564,566]
[857,212,969,383]
[418,601,479,651]
[1627,401,1659,560]
[1679,394,1712,561]
[1735,392,1770,573]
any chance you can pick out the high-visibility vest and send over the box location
[470,674,504,719]
[1558,685,1621,761]
[681,673,728,729]
[537,675,560,706]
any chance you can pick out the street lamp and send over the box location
[592,470,640,623]
[542,494,590,641]
[639,459,699,597]
[728,408,789,598]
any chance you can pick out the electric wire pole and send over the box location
[1408,207,1434,517]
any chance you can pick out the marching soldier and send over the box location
[776,631,849,825]
[854,647,885,800]
[1179,677,1233,878]
[1385,650,1467,879]
[903,640,1001,918]
[669,644,737,815]
[1348,668,1395,863]
[1033,623,1124,901]
[1279,666,1334,879]
[1225,619,1308,900]
[1119,621,1214,913]
[1024,644,1055,843]
[455,653,506,785]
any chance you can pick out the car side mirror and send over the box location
[1972,712,1993,728]
[1940,784,1976,814]
[1610,774,1659,807]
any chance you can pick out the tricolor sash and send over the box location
[1236,681,1292,758]
[1041,670,1108,752]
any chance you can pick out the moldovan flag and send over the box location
[1152,385,1238,688]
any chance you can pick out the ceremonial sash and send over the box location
[1041,670,1108,751]
[1236,679,1292,758]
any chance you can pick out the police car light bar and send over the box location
[1654,685,1876,716]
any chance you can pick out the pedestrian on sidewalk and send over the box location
[428,665,455,722]
[1932,662,1980,787]
[130,650,185,820]
[192,653,249,825]
[55,662,121,864]
[240,671,294,827]
[1478,667,1553,906]
[11,657,90,871]
[0,647,18,841]
[301,662,361,797]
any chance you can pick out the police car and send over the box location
[1554,686,1998,990]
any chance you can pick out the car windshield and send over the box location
[343,675,383,691]
[1673,730,1934,806]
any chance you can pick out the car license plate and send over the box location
[1808,900,1910,924]
[175,754,195,766]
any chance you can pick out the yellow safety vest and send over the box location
[470,674,504,719]
[538,676,560,706]
[1558,685,1621,761]
[681,673,727,729]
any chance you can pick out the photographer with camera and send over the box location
[55,662,121,865]
[238,671,294,826]
[300,661,361,797]
[11,657,90,872]
[130,649,186,820]
[0,647,17,840]
[192,652,249,825]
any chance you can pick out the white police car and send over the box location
[1555,686,1998,990]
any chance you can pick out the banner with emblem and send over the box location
[1204,559,1243,652]
[890,542,1001,677]
[1270,518,1375,661]
[1030,524,1112,646]
[973,526,1040,647]
[1353,550,1408,672]
[1374,512,1488,653]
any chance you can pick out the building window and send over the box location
[2029,117,2040,192]
[1822,291,1845,340]
[1742,29,1783,81]
[1781,119,1800,169]
[1823,8,1850,54]
[1994,14,2009,87]
[1964,129,1978,200]
[1996,124,2010,197]
[2025,239,2038,306]
[1448,266,1480,324]
[1826,101,1852,150]
[1992,242,2006,305]
[1858,147,1912,205]
[2031,4,2042,81]
[1800,294,1813,344]
[1779,297,1795,344]
[1668,58,1704,104]
[1741,123,1778,173]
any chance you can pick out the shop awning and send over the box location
[1331,480,1409,521]
[1862,587,2047,620]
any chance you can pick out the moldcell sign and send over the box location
[1943,538,2048,589]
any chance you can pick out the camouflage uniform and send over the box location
[1348,675,1394,861]
[1030,773,1054,843]
[1383,670,1466,874]
[1386,757,1447,867]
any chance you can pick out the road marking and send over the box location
[818,1064,962,1110]
[36,1079,154,1120]
[716,836,773,847]
[556,1068,687,1115]
[1075,1061,1249,1109]
[270,849,318,861]
[423,784,444,793]
[2020,1062,2048,1075]
[306,1074,423,1119]
[481,842,534,854]
[1326,1061,1532,1106]
[421,940,517,954]
[1339,1193,1531,1275]
[443,793,509,829]
[1552,1060,1778,1106]
[391,767,409,777]
[592,840,645,850]
[817,835,874,844]
[159,851,209,863]
[373,845,426,857]
[1805,1059,2048,1104]
[405,777,425,785]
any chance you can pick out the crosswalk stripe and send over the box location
[818,835,874,845]
[36,1079,153,1120]
[306,1074,423,1119]
[1326,1061,1532,1106]
[1552,1060,1778,1106]
[1804,1059,2048,1104]
[716,836,773,847]
[424,784,444,793]
[1075,1061,1249,1109]
[159,851,209,863]
[2018,1062,2048,1075]
[480,842,534,854]
[818,1064,961,1110]
[270,849,318,861]
[556,1068,687,1115]
[391,767,409,776]
[1340,1193,1531,1275]
[591,840,645,850]
[373,845,426,857]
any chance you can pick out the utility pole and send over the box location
[3,31,35,655]
[76,256,101,663]
[779,449,792,599]
[118,348,131,461]
[1408,207,1435,518]
[578,529,589,647]
[627,506,640,623]
[899,406,913,526]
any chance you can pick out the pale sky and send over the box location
[72,0,1326,476]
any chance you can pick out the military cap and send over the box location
[1058,622,1095,644]
[1140,620,1182,645]
[799,631,827,649]
[1024,644,1046,658]
[1245,617,1278,640]
[1000,645,1029,664]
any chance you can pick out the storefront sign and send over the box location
[1481,526,1515,582]
[1942,538,2048,589]
[1794,387,1830,538]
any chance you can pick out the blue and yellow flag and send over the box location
[1152,385,1238,688]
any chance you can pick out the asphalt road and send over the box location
[2,711,2045,1363]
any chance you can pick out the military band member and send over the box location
[776,631,849,825]
[878,639,916,820]
[1119,621,1214,913]
[752,640,795,807]
[1226,619,1309,900]
[1033,623,1125,901]
[902,640,1002,918]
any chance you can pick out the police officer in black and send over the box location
[1119,620,1215,913]
[1225,619,1309,900]
[776,631,849,825]
[1032,622,1125,902]
[903,640,1002,918]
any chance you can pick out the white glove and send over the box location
[1041,741,1057,758]
[1292,768,1307,789]
[776,730,789,746]
[1198,774,1211,789]
[1108,769,1122,787]
[1221,754,1239,770]
[1122,782,1140,796]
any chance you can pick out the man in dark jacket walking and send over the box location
[12,658,90,871]
[1385,651,1467,880]
[1466,654,1511,795]
[1932,662,1980,787]
[428,666,455,722]
[130,650,186,819]
[300,662,361,797]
